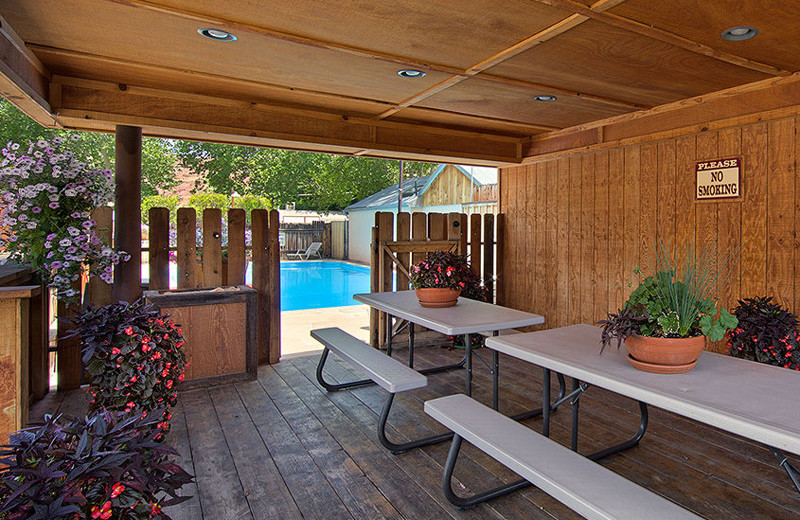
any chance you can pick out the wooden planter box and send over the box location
[143,285,257,386]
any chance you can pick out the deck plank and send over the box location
[181,388,252,520]
[259,365,403,520]
[208,384,303,519]
[34,346,800,520]
[236,373,354,520]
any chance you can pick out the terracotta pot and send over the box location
[415,288,461,308]
[624,335,705,374]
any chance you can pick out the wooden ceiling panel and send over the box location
[610,0,800,72]
[416,78,633,129]
[35,49,391,118]
[3,0,453,105]
[150,0,573,69]
[488,19,772,107]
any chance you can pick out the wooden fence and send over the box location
[56,207,282,390]
[281,222,330,257]
[370,211,504,347]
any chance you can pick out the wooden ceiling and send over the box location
[0,0,798,164]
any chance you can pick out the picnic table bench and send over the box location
[426,394,701,519]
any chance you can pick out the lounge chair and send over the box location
[287,242,323,260]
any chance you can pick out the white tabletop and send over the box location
[353,291,544,335]
[485,324,800,456]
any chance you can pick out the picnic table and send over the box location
[484,323,800,493]
[353,291,545,399]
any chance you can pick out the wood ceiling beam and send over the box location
[38,46,553,135]
[51,80,524,163]
[0,15,55,125]
[101,0,643,112]
[531,0,791,77]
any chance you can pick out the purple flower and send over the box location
[50,261,62,269]
[70,212,81,218]
[31,206,41,214]
[46,233,57,240]
[49,202,59,209]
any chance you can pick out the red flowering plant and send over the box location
[726,296,800,370]
[410,250,474,292]
[0,410,192,519]
[73,299,187,436]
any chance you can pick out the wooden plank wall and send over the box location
[419,165,475,207]
[500,115,799,353]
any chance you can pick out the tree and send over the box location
[0,100,178,196]
[175,140,436,211]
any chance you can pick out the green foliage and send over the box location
[188,192,230,214]
[175,140,436,211]
[142,195,180,225]
[599,241,739,350]
[0,99,178,196]
[232,194,271,223]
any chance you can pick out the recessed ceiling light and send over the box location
[534,95,557,102]
[721,26,758,41]
[397,69,426,78]
[198,28,238,41]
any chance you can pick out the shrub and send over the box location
[0,411,192,520]
[74,300,187,435]
[726,296,800,370]
[232,194,271,224]
[142,195,180,225]
[187,192,230,214]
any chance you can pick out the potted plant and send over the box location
[726,296,800,370]
[598,242,738,373]
[0,136,129,302]
[409,250,473,308]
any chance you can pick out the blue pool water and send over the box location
[281,261,371,311]
[148,260,370,311]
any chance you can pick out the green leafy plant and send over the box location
[726,296,800,370]
[599,241,738,351]
[0,410,192,520]
[73,300,187,436]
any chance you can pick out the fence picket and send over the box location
[202,209,223,287]
[396,212,410,290]
[470,213,481,275]
[252,209,269,364]
[176,208,197,289]
[483,214,495,302]
[148,207,169,290]
[227,209,246,285]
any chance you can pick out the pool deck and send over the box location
[281,304,370,358]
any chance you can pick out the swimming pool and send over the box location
[281,261,370,311]
[145,260,371,311]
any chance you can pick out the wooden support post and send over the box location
[496,214,505,306]
[148,207,170,291]
[396,212,410,290]
[252,210,270,364]
[28,284,49,400]
[227,209,246,285]
[0,286,38,443]
[377,212,394,348]
[470,213,482,275]
[268,209,281,364]
[112,125,142,303]
[176,208,197,289]
[483,214,495,302]
[369,225,379,348]
[57,278,82,391]
[202,209,223,287]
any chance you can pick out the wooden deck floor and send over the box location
[36,345,800,520]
